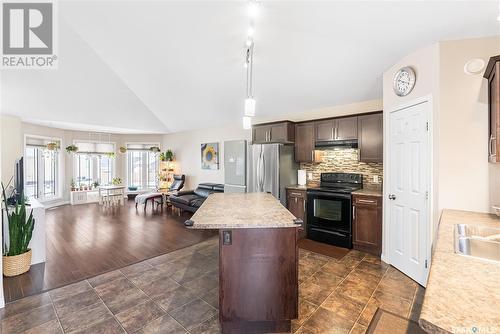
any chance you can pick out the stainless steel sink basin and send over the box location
[455,224,500,263]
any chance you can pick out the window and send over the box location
[73,154,114,188]
[126,144,159,189]
[24,136,60,200]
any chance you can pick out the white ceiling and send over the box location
[1,1,498,134]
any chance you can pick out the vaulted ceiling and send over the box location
[1,1,498,133]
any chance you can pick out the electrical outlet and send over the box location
[307,172,313,180]
[373,175,379,183]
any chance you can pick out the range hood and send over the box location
[315,139,358,148]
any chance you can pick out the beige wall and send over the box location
[382,35,500,259]
[382,43,441,248]
[0,117,163,205]
[162,100,383,190]
[438,36,500,214]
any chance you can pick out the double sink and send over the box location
[455,224,500,262]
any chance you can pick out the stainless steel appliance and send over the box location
[307,173,363,248]
[224,140,247,193]
[248,144,298,205]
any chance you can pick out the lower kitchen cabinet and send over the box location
[352,194,382,255]
[286,188,306,238]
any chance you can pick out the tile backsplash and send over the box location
[300,148,383,189]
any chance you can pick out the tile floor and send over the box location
[0,237,424,334]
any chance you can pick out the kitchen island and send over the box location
[188,192,300,334]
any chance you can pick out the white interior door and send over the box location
[388,100,430,286]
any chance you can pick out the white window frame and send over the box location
[125,142,160,190]
[24,134,62,202]
[72,140,116,187]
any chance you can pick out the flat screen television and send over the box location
[15,157,23,198]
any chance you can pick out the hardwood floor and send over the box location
[3,200,216,303]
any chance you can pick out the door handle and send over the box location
[489,134,496,157]
[388,194,396,200]
[311,151,314,161]
[352,206,356,219]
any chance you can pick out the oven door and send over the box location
[307,191,352,234]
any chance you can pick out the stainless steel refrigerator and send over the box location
[224,140,247,193]
[248,144,298,205]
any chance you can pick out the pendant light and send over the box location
[242,0,259,127]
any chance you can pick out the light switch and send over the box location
[373,175,379,183]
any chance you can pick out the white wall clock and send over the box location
[393,66,416,97]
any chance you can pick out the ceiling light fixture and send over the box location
[498,0,500,21]
[242,0,258,128]
[243,116,252,129]
[247,1,259,19]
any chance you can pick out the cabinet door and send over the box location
[337,116,358,140]
[315,120,335,141]
[295,122,315,162]
[253,125,270,143]
[270,123,288,142]
[352,199,382,255]
[358,113,383,163]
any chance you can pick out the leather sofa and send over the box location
[169,183,224,213]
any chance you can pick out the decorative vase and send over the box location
[3,249,32,277]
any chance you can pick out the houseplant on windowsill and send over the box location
[65,145,78,154]
[1,181,35,277]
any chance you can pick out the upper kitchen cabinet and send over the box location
[252,121,295,144]
[295,122,316,162]
[484,55,500,163]
[358,112,383,163]
[315,119,335,141]
[337,116,358,140]
[315,116,358,142]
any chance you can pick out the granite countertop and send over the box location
[419,210,500,333]
[351,188,383,197]
[188,193,299,229]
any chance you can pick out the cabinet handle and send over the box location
[357,199,376,204]
[295,197,297,203]
[291,192,302,197]
[352,206,356,219]
[335,127,338,140]
[489,134,497,157]
[331,127,334,140]
[311,151,314,161]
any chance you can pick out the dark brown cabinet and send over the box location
[286,189,306,238]
[315,116,358,142]
[352,194,382,256]
[294,122,315,162]
[315,119,335,141]
[337,116,358,140]
[252,121,295,144]
[484,56,500,163]
[358,113,383,163]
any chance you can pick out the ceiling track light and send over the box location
[242,0,259,128]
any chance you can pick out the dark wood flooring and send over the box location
[3,200,216,303]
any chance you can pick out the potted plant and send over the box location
[150,146,161,153]
[106,152,115,158]
[70,179,76,191]
[1,182,35,277]
[165,149,174,162]
[159,152,166,161]
[65,145,78,154]
[92,181,100,189]
[46,142,59,151]
[112,177,122,186]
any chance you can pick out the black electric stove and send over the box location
[306,173,363,248]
